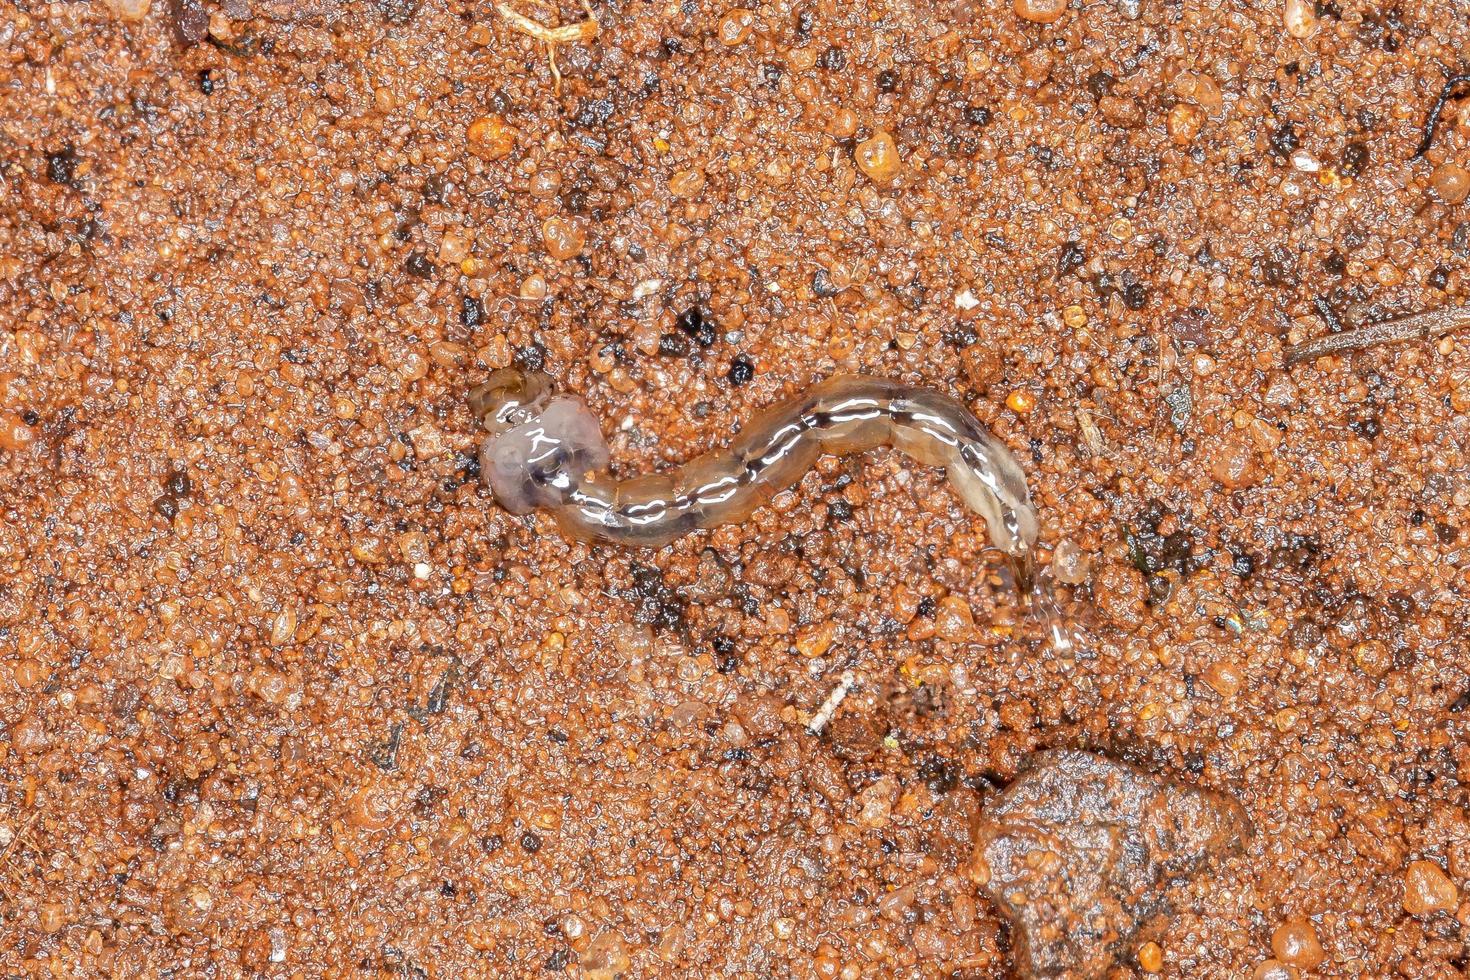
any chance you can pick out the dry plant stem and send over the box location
[496,0,597,95]
[1284,305,1470,366]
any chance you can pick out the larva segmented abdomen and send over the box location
[472,371,1041,576]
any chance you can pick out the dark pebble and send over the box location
[676,306,717,347]
[727,354,755,386]
[166,469,192,497]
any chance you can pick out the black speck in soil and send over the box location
[166,469,192,498]
[152,495,180,521]
[514,343,547,373]
[1057,241,1086,278]
[1268,122,1300,158]
[727,354,755,386]
[46,146,81,189]
[1339,141,1368,177]
[677,305,717,347]
[461,295,484,328]
[964,105,994,127]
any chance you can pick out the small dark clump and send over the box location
[1086,71,1115,98]
[1123,501,1205,579]
[152,495,180,521]
[405,252,435,278]
[1057,241,1086,278]
[794,8,813,40]
[876,69,900,93]
[918,755,959,795]
[676,306,717,347]
[964,105,994,127]
[166,468,192,498]
[826,499,853,522]
[198,69,216,95]
[1339,141,1368,176]
[1268,122,1300,158]
[1348,414,1381,439]
[727,354,755,386]
[514,343,547,373]
[46,146,81,189]
[812,268,842,297]
[520,831,543,853]
[712,636,738,674]
[461,295,484,328]
[947,325,978,348]
[629,563,685,631]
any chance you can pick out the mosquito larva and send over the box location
[470,369,1045,592]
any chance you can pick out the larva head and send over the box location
[470,369,610,515]
[469,368,555,436]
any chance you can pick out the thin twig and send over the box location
[1284,304,1470,366]
[1411,74,1470,160]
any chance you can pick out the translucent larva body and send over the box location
[470,369,1042,582]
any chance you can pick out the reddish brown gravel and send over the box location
[3,0,1470,976]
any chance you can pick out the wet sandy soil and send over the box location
[2,0,1469,975]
